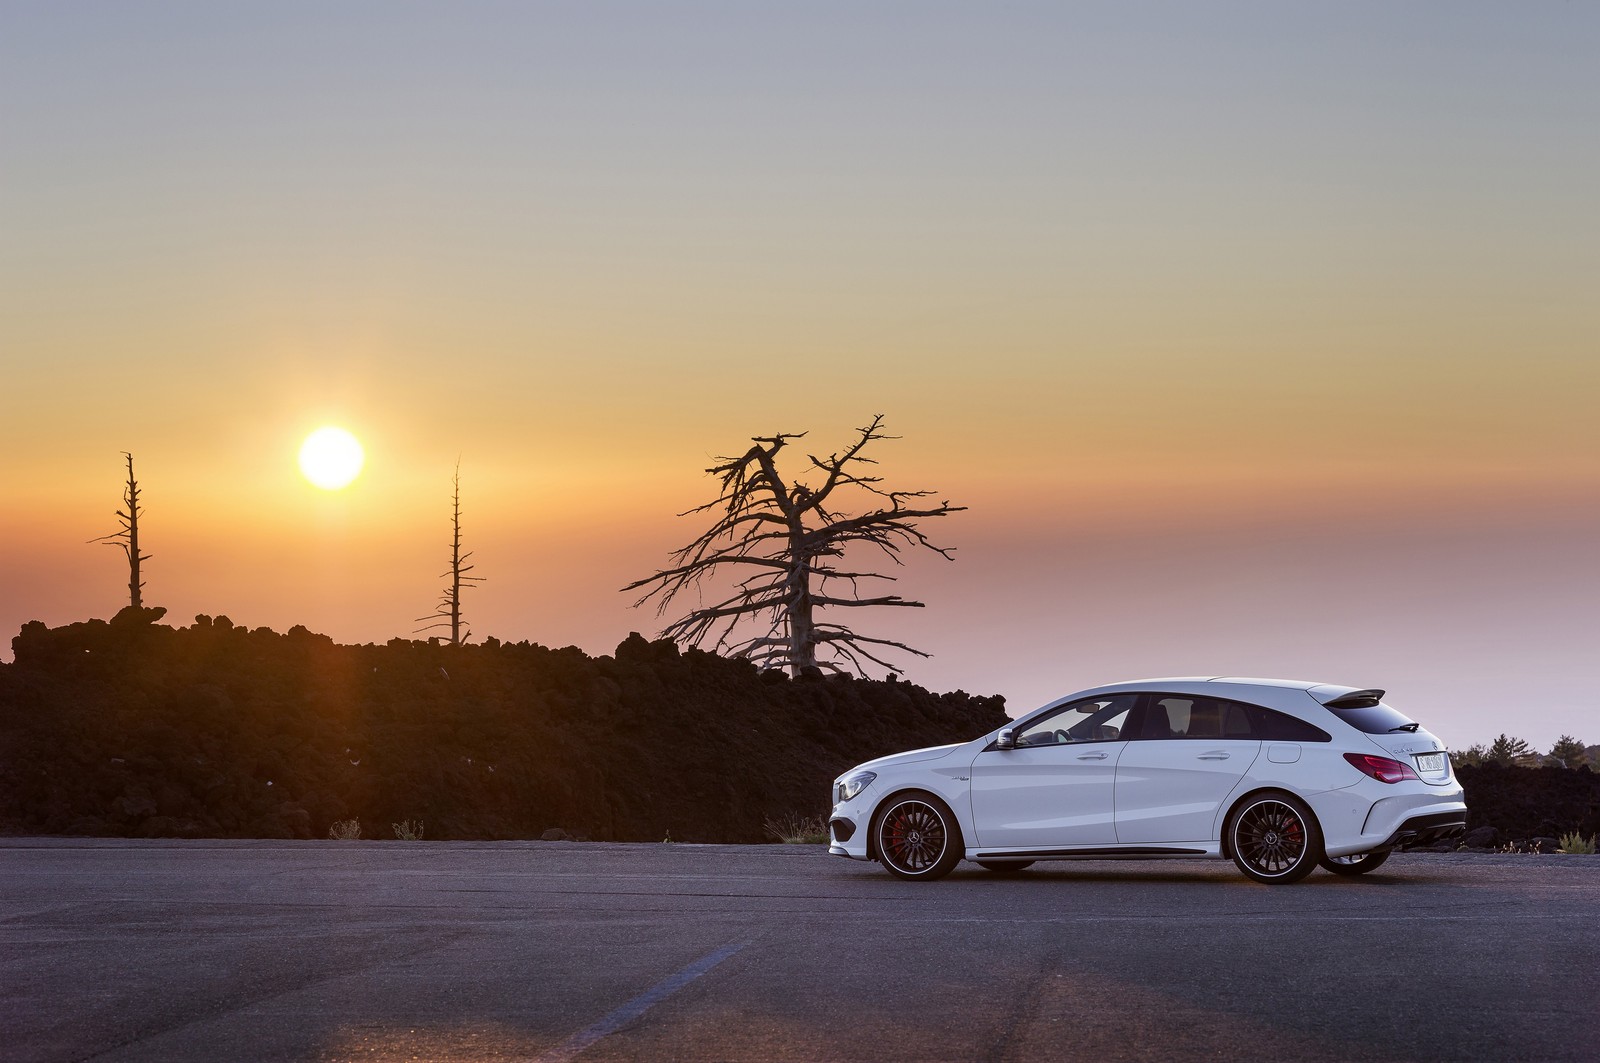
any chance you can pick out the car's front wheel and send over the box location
[1227,792,1322,884]
[1319,850,1390,876]
[873,791,963,881]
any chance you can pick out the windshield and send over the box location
[1325,701,1419,734]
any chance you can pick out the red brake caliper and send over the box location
[889,813,906,857]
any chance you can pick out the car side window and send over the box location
[1015,694,1137,747]
[1138,696,1257,740]
[1247,705,1333,742]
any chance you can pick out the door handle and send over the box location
[1197,751,1230,760]
[1077,752,1109,760]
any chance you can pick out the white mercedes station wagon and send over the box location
[828,678,1467,883]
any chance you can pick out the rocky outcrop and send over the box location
[0,618,1006,843]
[1453,763,1600,848]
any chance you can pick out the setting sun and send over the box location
[298,427,364,490]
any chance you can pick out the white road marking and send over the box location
[531,940,747,1063]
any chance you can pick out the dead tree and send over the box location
[89,452,151,609]
[415,462,484,645]
[624,415,965,677]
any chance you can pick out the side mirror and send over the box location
[995,727,1017,751]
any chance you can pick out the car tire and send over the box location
[1226,791,1322,884]
[1319,850,1390,876]
[976,860,1035,873]
[873,791,963,881]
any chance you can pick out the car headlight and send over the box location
[836,771,877,803]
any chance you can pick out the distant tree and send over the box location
[1487,733,1534,766]
[415,462,483,645]
[88,452,151,609]
[623,415,965,677]
[1549,735,1588,769]
[1449,744,1488,769]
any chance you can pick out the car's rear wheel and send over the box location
[1319,850,1390,876]
[1227,792,1321,884]
[976,860,1035,873]
[874,791,963,881]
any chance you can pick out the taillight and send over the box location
[1343,752,1420,784]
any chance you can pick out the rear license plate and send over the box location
[1415,752,1445,773]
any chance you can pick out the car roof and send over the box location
[1089,676,1325,693]
[1209,676,1323,690]
[1024,676,1349,718]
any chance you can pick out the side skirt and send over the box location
[968,846,1210,860]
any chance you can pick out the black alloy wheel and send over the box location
[1319,850,1391,876]
[1228,792,1322,884]
[874,792,963,881]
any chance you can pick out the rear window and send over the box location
[1250,706,1332,743]
[1325,702,1418,734]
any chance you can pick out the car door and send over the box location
[1114,694,1263,844]
[969,695,1136,849]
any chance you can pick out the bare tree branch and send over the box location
[623,416,963,677]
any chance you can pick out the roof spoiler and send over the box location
[1320,688,1386,709]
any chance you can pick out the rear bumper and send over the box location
[1375,810,1468,851]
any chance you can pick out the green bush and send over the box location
[1558,831,1595,855]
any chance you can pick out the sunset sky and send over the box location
[2,3,1595,749]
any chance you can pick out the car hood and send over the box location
[848,742,965,774]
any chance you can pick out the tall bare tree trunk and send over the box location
[91,452,151,609]
[125,453,144,609]
[448,481,465,645]
[416,462,483,645]
[786,522,817,674]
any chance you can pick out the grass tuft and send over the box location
[765,812,830,845]
[327,818,362,840]
[392,819,425,841]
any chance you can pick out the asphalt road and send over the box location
[2,839,1595,1063]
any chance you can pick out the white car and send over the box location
[828,677,1467,883]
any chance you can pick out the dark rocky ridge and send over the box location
[0,611,1007,842]
[1454,762,1600,847]
[2,611,1593,847]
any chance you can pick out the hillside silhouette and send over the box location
[2,609,1594,846]
[0,608,1006,841]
